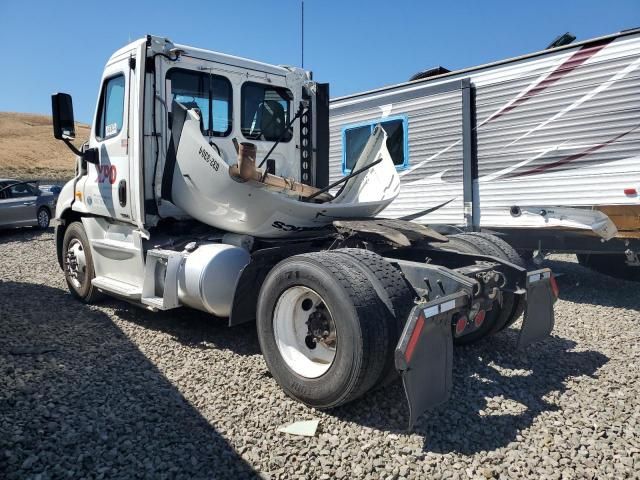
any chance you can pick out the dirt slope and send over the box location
[0,112,89,181]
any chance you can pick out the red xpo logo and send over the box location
[98,165,117,184]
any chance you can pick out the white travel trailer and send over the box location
[329,28,640,279]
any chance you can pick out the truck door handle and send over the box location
[118,180,127,207]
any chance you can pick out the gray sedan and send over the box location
[0,179,58,229]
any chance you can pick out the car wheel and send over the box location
[37,207,50,229]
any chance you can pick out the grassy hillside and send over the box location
[0,112,89,180]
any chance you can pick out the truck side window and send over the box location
[96,74,126,140]
[342,116,408,174]
[241,82,292,142]
[167,69,232,137]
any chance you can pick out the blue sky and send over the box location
[0,0,638,123]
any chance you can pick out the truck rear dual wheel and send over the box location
[444,232,525,343]
[256,250,407,409]
[461,232,527,333]
[327,248,414,387]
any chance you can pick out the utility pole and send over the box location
[301,0,305,68]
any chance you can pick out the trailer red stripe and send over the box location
[405,313,425,363]
[481,38,613,125]
[511,124,639,177]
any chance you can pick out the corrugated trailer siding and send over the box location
[329,30,640,230]
[329,90,465,225]
[473,34,640,227]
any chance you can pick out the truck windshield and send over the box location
[167,69,232,137]
[241,82,292,142]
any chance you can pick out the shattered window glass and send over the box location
[343,117,407,173]
[241,83,293,142]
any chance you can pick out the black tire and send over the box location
[328,248,414,387]
[61,222,103,303]
[577,253,640,282]
[464,232,525,268]
[256,251,390,409]
[36,207,50,229]
[441,236,483,255]
[462,232,527,332]
[518,250,534,262]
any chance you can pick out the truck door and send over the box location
[83,60,132,222]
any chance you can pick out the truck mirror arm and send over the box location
[63,138,83,156]
[61,139,98,165]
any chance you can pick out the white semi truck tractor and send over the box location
[50,35,557,428]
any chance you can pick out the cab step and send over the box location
[92,276,142,299]
[141,249,184,310]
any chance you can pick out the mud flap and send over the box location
[395,291,468,430]
[518,269,556,349]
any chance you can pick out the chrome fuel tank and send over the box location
[178,244,251,316]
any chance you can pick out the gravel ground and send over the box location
[1,229,639,479]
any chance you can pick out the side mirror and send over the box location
[51,93,76,140]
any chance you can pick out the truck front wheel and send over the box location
[62,222,102,303]
[256,252,390,409]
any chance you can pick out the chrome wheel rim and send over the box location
[273,286,337,378]
[66,238,87,289]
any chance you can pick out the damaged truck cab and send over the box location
[51,35,557,428]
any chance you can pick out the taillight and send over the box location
[474,309,486,327]
[623,188,637,196]
[455,316,468,335]
[405,313,425,363]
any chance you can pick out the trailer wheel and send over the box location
[327,248,414,387]
[461,232,527,332]
[62,222,102,303]
[256,252,390,408]
[577,254,640,282]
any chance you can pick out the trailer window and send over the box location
[241,82,292,142]
[167,69,232,137]
[96,74,125,140]
[342,116,408,174]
